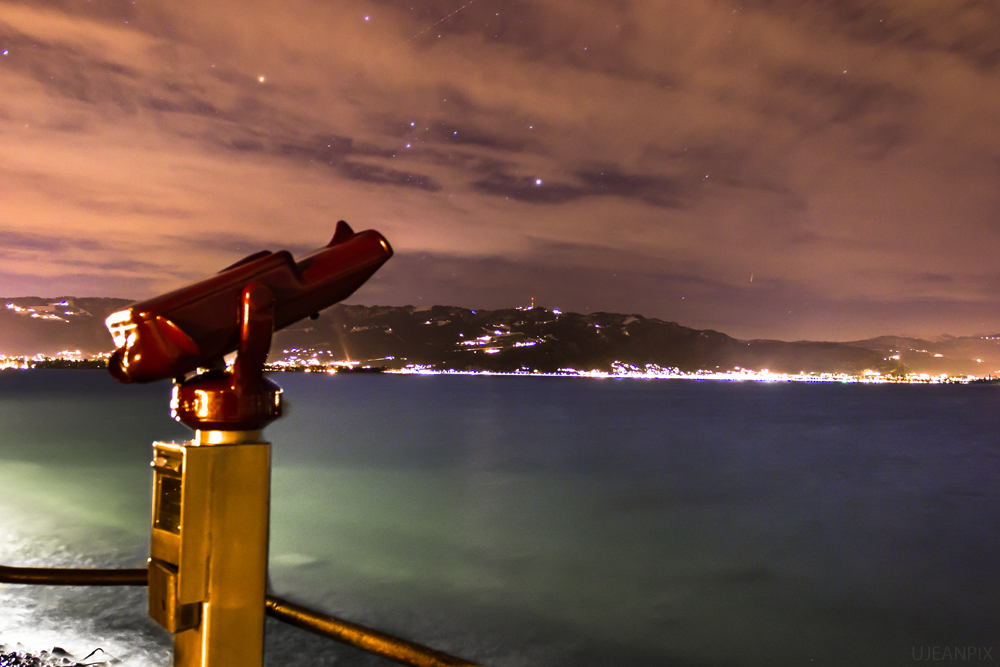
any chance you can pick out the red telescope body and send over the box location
[105,221,392,384]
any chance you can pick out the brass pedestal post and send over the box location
[149,430,271,667]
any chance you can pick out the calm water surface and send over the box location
[0,370,997,666]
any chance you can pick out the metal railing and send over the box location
[0,564,486,667]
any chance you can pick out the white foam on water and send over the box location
[0,463,168,666]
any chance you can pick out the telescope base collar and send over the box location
[171,371,282,432]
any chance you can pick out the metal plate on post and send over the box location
[149,559,200,633]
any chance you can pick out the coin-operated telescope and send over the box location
[106,221,392,667]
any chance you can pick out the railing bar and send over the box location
[0,565,148,586]
[264,594,487,667]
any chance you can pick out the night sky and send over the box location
[1,0,998,341]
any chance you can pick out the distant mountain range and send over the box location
[3,296,1000,377]
[0,297,132,358]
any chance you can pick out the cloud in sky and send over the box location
[0,0,998,339]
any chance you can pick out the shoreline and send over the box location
[2,362,994,385]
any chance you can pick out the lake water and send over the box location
[0,370,997,666]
